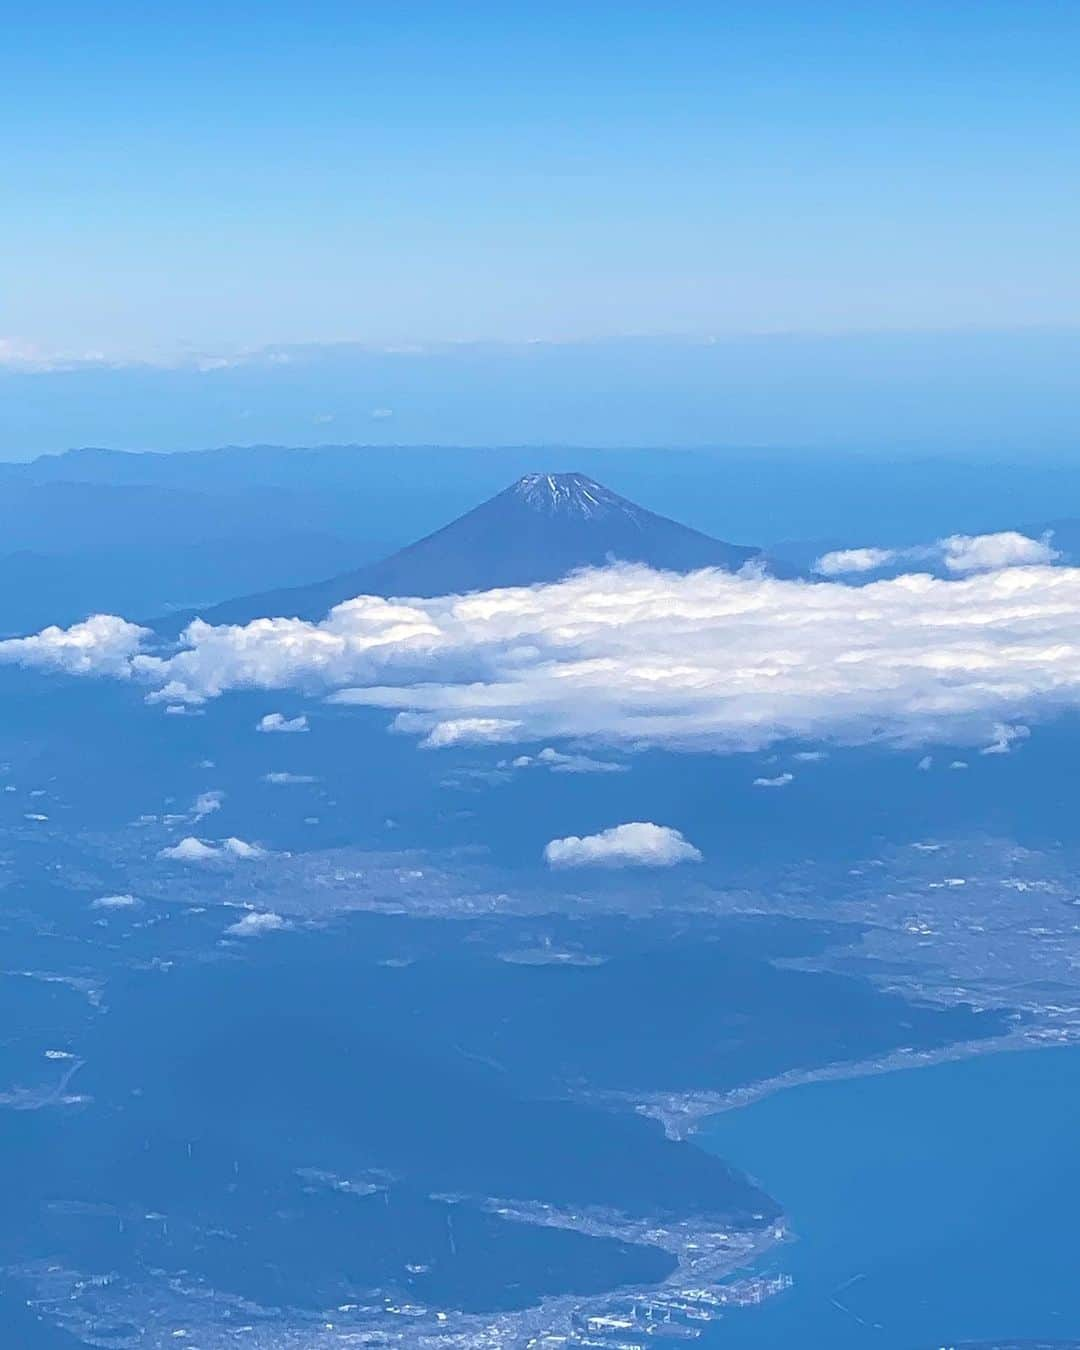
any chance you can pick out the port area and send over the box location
[493,1198,793,1350]
[555,1273,794,1347]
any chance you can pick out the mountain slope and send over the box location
[158,472,761,632]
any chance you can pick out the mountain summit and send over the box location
[159,473,761,630]
[508,471,651,518]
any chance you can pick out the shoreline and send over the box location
[609,1025,1078,1143]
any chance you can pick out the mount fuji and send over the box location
[158,472,763,631]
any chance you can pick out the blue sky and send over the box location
[4,1,1080,363]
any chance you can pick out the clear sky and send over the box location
[4,1,1079,364]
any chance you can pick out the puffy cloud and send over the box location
[814,547,900,576]
[90,893,140,910]
[942,531,1058,574]
[159,836,218,862]
[257,712,309,733]
[0,614,147,676]
[753,772,794,788]
[12,546,1080,758]
[544,822,702,869]
[226,910,287,937]
[319,561,1080,754]
[417,717,521,749]
[221,836,265,859]
[133,600,444,706]
[158,836,265,863]
[814,532,1056,578]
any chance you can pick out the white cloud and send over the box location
[263,771,317,784]
[917,755,933,771]
[815,532,1057,578]
[514,746,628,774]
[543,821,702,869]
[91,893,140,910]
[753,772,794,788]
[942,531,1058,574]
[814,547,899,576]
[0,614,147,676]
[257,712,309,733]
[11,545,1080,759]
[980,721,1030,755]
[226,910,287,937]
[222,836,265,859]
[192,789,224,819]
[418,717,521,748]
[158,836,265,863]
[159,836,219,862]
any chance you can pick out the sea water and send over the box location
[700,1045,1080,1348]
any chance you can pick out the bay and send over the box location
[699,1046,1080,1348]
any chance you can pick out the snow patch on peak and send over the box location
[510,473,641,522]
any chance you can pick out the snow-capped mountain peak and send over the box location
[161,473,763,629]
[510,472,632,519]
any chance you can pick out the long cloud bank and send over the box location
[3,541,1080,754]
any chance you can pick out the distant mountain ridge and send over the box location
[157,472,762,632]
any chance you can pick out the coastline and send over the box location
[606,1025,1077,1143]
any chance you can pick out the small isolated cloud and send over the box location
[263,771,317,784]
[942,531,1058,574]
[91,893,140,910]
[192,789,224,819]
[753,772,794,788]
[418,717,522,749]
[544,821,702,869]
[814,547,899,576]
[0,614,147,676]
[159,836,219,862]
[226,910,287,938]
[514,747,628,775]
[917,755,933,771]
[221,836,265,859]
[158,836,265,863]
[370,407,394,420]
[258,712,308,734]
[949,760,969,770]
[980,722,1030,755]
